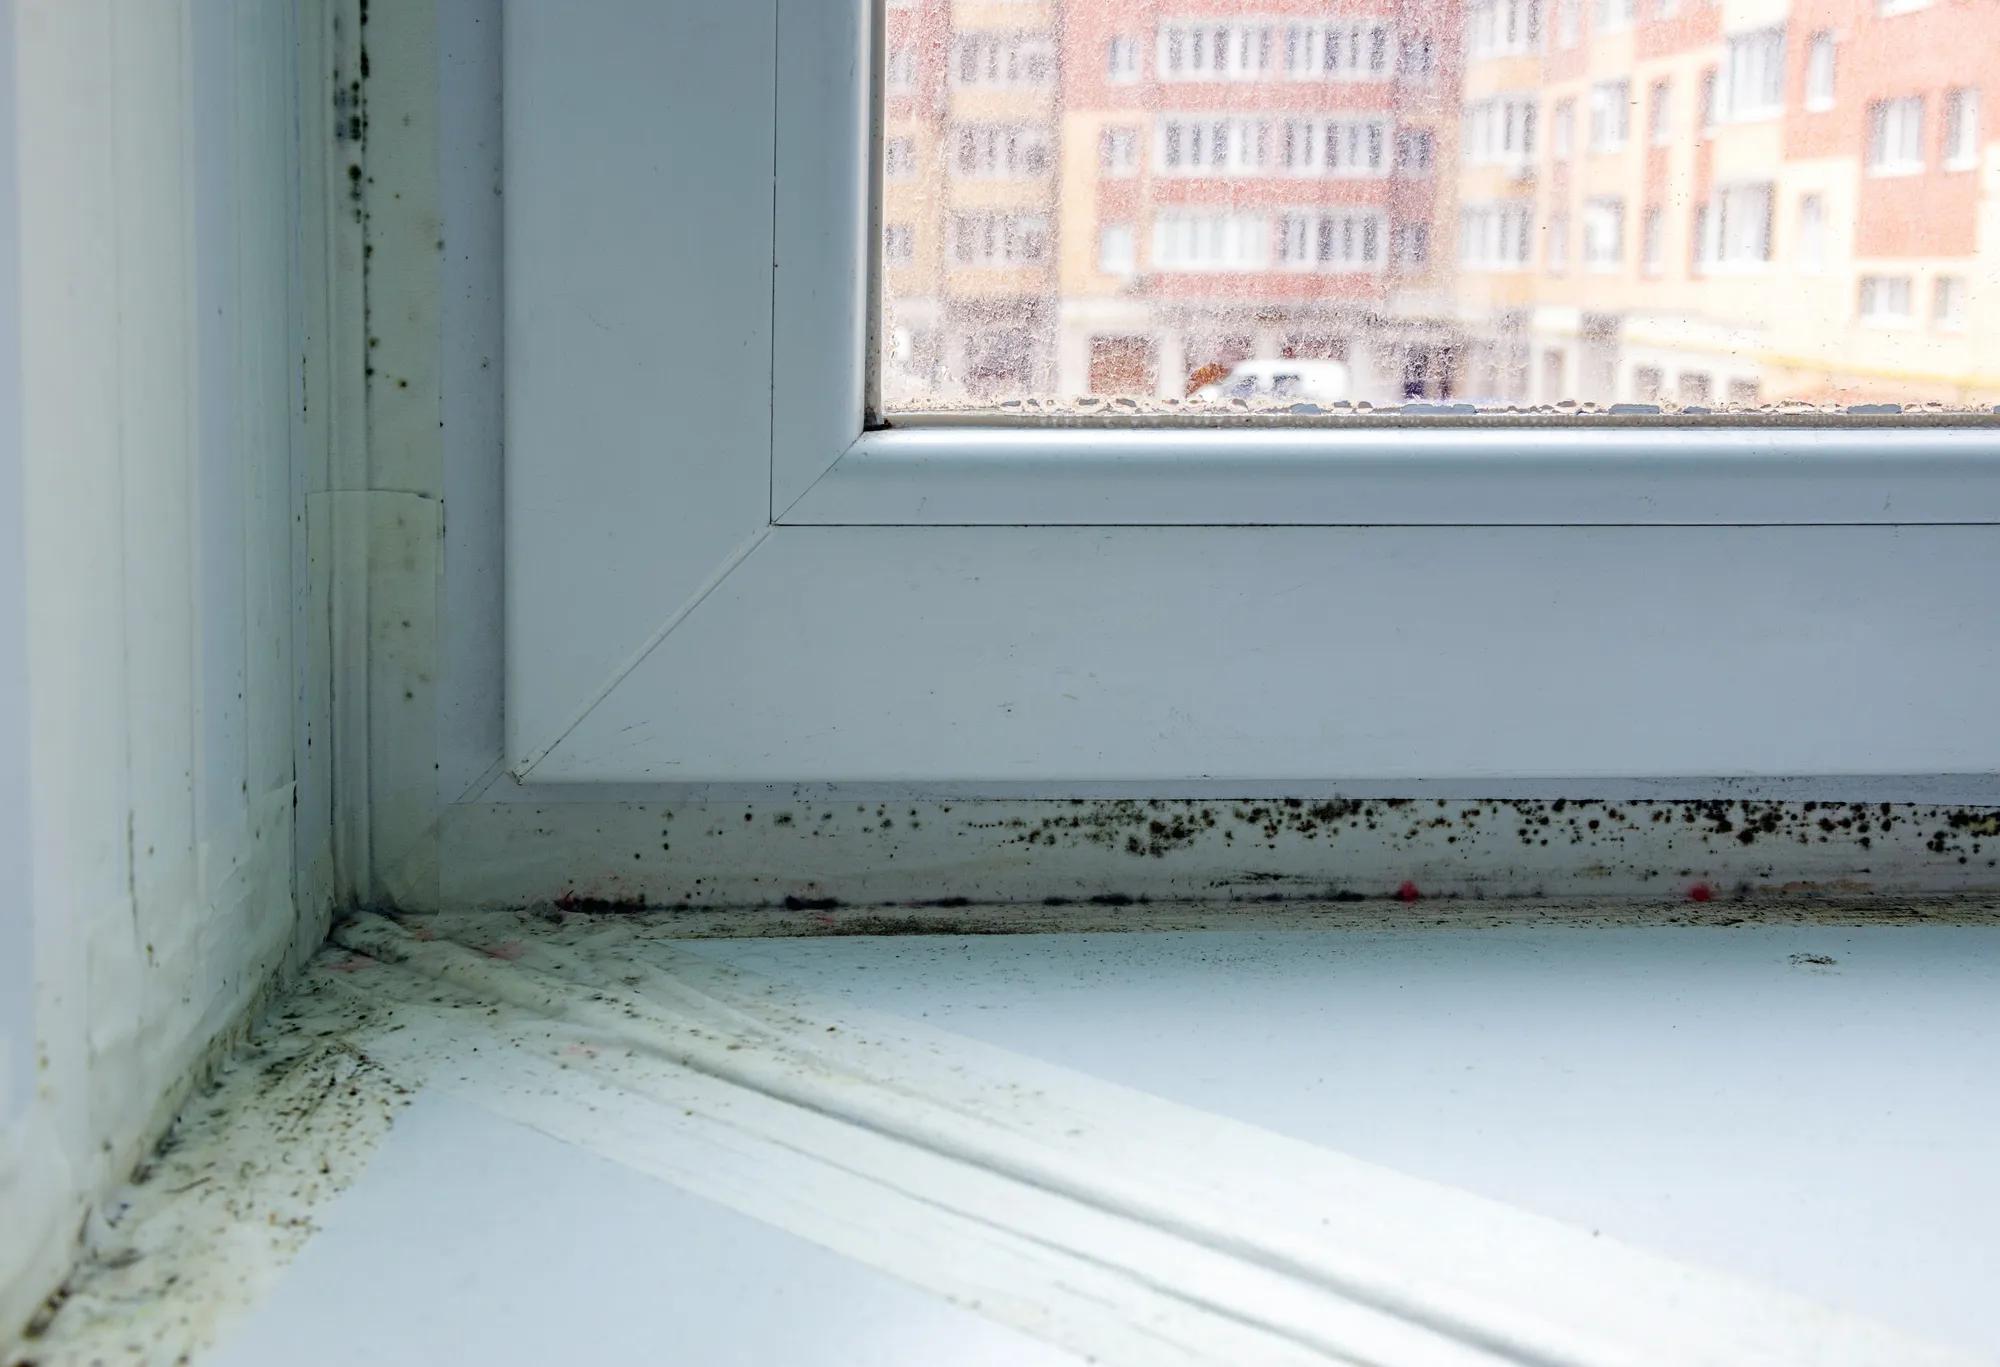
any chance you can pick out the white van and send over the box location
[1192,357,1351,403]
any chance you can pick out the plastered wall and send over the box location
[1,0,341,1340]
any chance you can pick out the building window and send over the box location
[1641,205,1664,275]
[1727,378,1762,406]
[1796,193,1826,272]
[1589,81,1631,151]
[950,212,1048,266]
[1464,0,1541,59]
[1584,197,1625,270]
[1858,273,1913,323]
[884,136,917,180]
[1652,0,1678,19]
[1396,222,1431,265]
[1107,35,1140,83]
[1696,182,1774,266]
[1546,213,1569,274]
[1159,117,1274,175]
[1633,365,1664,401]
[1944,89,1980,170]
[1553,99,1575,159]
[1804,33,1835,111]
[1101,127,1140,177]
[1679,371,1712,405]
[1152,211,1269,271]
[1163,22,1275,81]
[1277,117,1392,177]
[1648,81,1672,146]
[1877,0,1932,14]
[1721,27,1785,122]
[886,46,916,93]
[1557,0,1580,47]
[1099,223,1136,276]
[1594,0,1635,32]
[1867,97,1925,175]
[1699,68,1717,133]
[1283,21,1397,78]
[1459,202,1534,270]
[1395,129,1436,174]
[1396,34,1437,82]
[954,34,1053,88]
[955,123,1051,179]
[1464,96,1539,167]
[884,223,915,264]
[1277,210,1388,272]
[1934,274,1967,330]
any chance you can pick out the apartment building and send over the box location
[1453,0,1999,407]
[883,0,1996,409]
[882,0,1063,404]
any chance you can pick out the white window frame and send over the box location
[499,0,2000,796]
[1867,96,1925,176]
[1803,32,1835,112]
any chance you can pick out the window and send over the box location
[1099,223,1137,276]
[1276,210,1387,272]
[1396,34,1437,83]
[1283,21,1397,78]
[1700,68,1717,133]
[955,34,1053,88]
[1944,89,1980,170]
[1277,118,1391,177]
[886,46,916,93]
[1641,205,1664,275]
[1652,0,1678,18]
[1584,197,1624,270]
[1648,81,1672,146]
[1633,364,1664,401]
[1934,274,1967,330]
[1804,33,1835,111]
[1152,212,1268,271]
[1868,97,1925,174]
[1590,81,1631,151]
[869,0,2000,414]
[1679,371,1713,405]
[1396,221,1431,265]
[1107,35,1140,83]
[1696,182,1774,266]
[951,211,1048,266]
[1101,127,1141,176]
[1556,0,1580,47]
[1727,378,1762,406]
[1162,21,1274,81]
[1796,193,1826,272]
[1464,96,1539,167]
[1878,0,1932,13]
[1460,202,1534,270]
[1464,0,1541,59]
[1859,274,1913,322]
[955,124,1051,179]
[1594,0,1635,32]
[1720,28,1785,122]
[1159,117,1272,175]
[1396,129,1436,174]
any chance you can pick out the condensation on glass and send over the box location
[876,0,1998,416]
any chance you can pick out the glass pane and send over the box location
[877,0,1999,415]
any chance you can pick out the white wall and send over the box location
[0,0,336,1339]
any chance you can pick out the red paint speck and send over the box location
[482,940,526,961]
[813,912,837,926]
[1688,882,1714,903]
[1396,881,1421,903]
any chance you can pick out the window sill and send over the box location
[779,424,2000,527]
